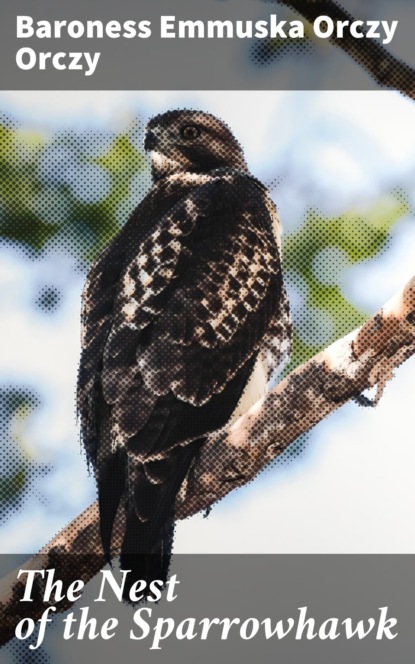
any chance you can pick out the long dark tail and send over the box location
[120,507,175,602]
[106,443,202,603]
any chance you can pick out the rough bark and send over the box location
[0,275,414,646]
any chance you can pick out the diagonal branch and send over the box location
[0,276,414,646]
[280,0,415,99]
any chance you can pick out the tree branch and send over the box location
[1,276,414,646]
[280,0,415,99]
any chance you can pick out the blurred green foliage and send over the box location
[0,119,147,263]
[284,193,408,367]
[0,388,39,515]
[0,118,409,506]
[0,118,149,508]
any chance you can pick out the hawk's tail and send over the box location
[120,507,175,603]
[118,443,201,603]
[97,448,176,603]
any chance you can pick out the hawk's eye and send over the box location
[180,125,200,140]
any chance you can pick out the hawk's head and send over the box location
[144,110,248,181]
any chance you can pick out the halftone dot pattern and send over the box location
[35,286,61,314]
[251,33,314,68]
[0,106,408,613]
[76,109,292,600]
[0,115,146,545]
[0,388,40,519]
[273,1,415,94]
[5,637,52,664]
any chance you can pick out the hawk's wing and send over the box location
[78,171,289,466]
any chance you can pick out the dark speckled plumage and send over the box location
[77,110,291,601]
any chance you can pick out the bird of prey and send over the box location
[77,109,292,600]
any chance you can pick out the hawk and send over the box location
[77,110,291,600]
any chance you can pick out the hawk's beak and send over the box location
[144,130,158,152]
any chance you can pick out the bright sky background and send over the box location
[0,90,414,554]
